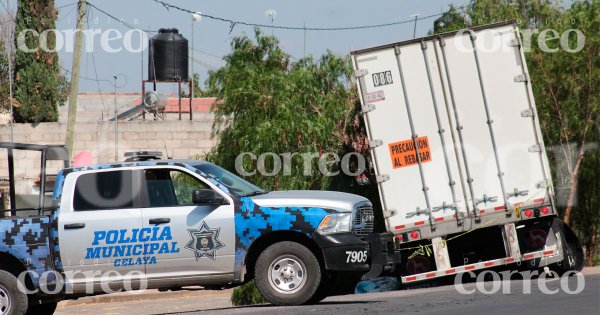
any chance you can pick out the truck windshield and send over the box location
[194,163,266,197]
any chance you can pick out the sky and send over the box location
[6,0,472,93]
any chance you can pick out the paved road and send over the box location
[56,267,600,315]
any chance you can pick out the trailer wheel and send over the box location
[552,219,584,274]
[0,270,28,315]
[254,242,322,306]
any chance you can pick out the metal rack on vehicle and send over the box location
[0,142,69,216]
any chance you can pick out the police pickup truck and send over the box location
[0,143,396,314]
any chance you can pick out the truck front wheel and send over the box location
[255,241,322,306]
[0,270,28,315]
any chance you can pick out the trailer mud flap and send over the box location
[552,218,584,272]
[362,232,400,280]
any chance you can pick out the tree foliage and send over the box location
[206,29,367,192]
[13,0,68,123]
[438,0,599,265]
[0,12,13,111]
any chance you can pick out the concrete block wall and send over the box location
[0,118,218,195]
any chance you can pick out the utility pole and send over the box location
[7,0,14,141]
[411,14,420,39]
[191,12,201,103]
[265,10,276,37]
[113,75,118,162]
[65,0,87,160]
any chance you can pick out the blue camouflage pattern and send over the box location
[50,170,66,272]
[233,197,336,280]
[0,216,53,287]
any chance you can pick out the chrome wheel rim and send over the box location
[0,285,11,315]
[268,255,307,294]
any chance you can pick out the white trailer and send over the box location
[351,21,583,283]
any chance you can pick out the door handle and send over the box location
[64,223,85,230]
[149,218,171,224]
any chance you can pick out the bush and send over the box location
[231,280,267,306]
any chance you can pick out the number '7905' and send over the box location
[345,250,368,263]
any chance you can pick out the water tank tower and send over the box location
[148,28,189,81]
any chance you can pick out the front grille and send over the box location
[352,205,375,237]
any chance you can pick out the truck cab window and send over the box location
[144,169,210,207]
[73,170,135,211]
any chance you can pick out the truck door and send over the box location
[140,167,235,285]
[58,169,146,294]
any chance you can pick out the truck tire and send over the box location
[306,271,362,304]
[25,302,57,315]
[254,241,322,306]
[0,270,28,315]
[306,272,332,304]
[552,219,584,275]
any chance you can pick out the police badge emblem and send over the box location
[185,221,225,260]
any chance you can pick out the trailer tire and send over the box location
[26,302,57,315]
[254,241,321,306]
[552,219,584,274]
[0,270,28,315]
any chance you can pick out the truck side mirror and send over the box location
[192,189,227,205]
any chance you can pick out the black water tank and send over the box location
[148,28,189,81]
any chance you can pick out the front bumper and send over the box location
[312,232,399,278]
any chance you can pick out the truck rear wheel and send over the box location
[254,241,322,306]
[0,270,28,315]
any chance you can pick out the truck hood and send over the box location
[249,190,370,212]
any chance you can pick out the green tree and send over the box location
[438,0,600,265]
[0,12,12,111]
[13,0,68,123]
[0,41,9,111]
[206,29,364,192]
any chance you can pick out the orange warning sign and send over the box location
[388,136,432,169]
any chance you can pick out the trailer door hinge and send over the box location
[394,46,401,55]
[536,181,549,189]
[528,144,542,153]
[362,103,376,113]
[369,139,383,149]
[355,69,368,78]
[376,174,390,183]
[384,209,396,218]
[521,109,534,117]
[514,74,528,82]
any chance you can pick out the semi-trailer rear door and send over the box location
[351,22,552,237]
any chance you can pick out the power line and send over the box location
[87,2,157,34]
[57,3,77,23]
[0,0,13,22]
[59,64,112,84]
[56,2,78,10]
[152,0,466,32]
[85,5,109,119]
[191,47,223,60]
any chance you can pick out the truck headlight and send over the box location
[317,213,352,234]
